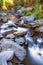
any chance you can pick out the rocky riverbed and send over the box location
[0,10,43,65]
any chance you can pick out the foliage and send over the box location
[18,0,24,6]
[22,3,43,19]
[22,10,31,16]
[14,0,24,11]
[14,3,18,11]
[0,0,3,8]
[0,0,14,10]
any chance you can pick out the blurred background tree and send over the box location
[0,0,14,10]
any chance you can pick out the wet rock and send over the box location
[13,27,29,36]
[7,20,17,28]
[14,43,26,61]
[0,38,14,45]
[1,20,17,29]
[29,19,43,27]
[6,34,16,39]
[1,16,8,22]
[14,32,25,36]
[1,28,13,34]
[15,10,24,17]
[37,38,43,44]
[0,34,3,38]
[7,15,19,23]
[36,26,43,32]
[0,60,7,65]
[21,15,35,23]
[1,24,9,29]
[0,49,14,65]
[15,37,25,45]
[1,12,7,16]
[25,33,35,46]
[0,12,8,22]
[0,38,26,61]
[34,19,43,25]
[8,62,12,65]
[18,20,25,26]
[17,27,29,33]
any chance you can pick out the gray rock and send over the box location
[0,28,13,34]
[25,33,35,46]
[6,34,16,39]
[17,27,29,33]
[7,20,17,28]
[29,19,43,27]
[1,16,7,22]
[0,34,3,38]
[37,38,43,44]
[0,49,14,65]
[21,15,35,23]
[15,37,25,45]
[0,38,26,61]
[19,20,25,26]
[8,62,12,65]
[1,12,7,16]
[36,26,43,32]
[1,24,8,29]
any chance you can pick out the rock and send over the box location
[7,15,19,23]
[0,38,14,45]
[21,15,35,23]
[1,28,13,34]
[18,20,25,26]
[37,38,43,44]
[0,38,26,61]
[1,24,8,29]
[8,62,12,65]
[0,49,14,60]
[0,60,7,65]
[13,27,29,36]
[0,34,3,38]
[17,27,29,33]
[1,16,8,22]
[25,33,35,46]
[29,19,43,27]
[15,37,25,45]
[34,19,43,25]
[1,20,17,29]
[1,12,7,16]
[7,20,18,28]
[14,32,25,36]
[0,49,14,65]
[6,34,16,39]
[15,9,24,17]
[13,43,26,61]
[36,26,43,32]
